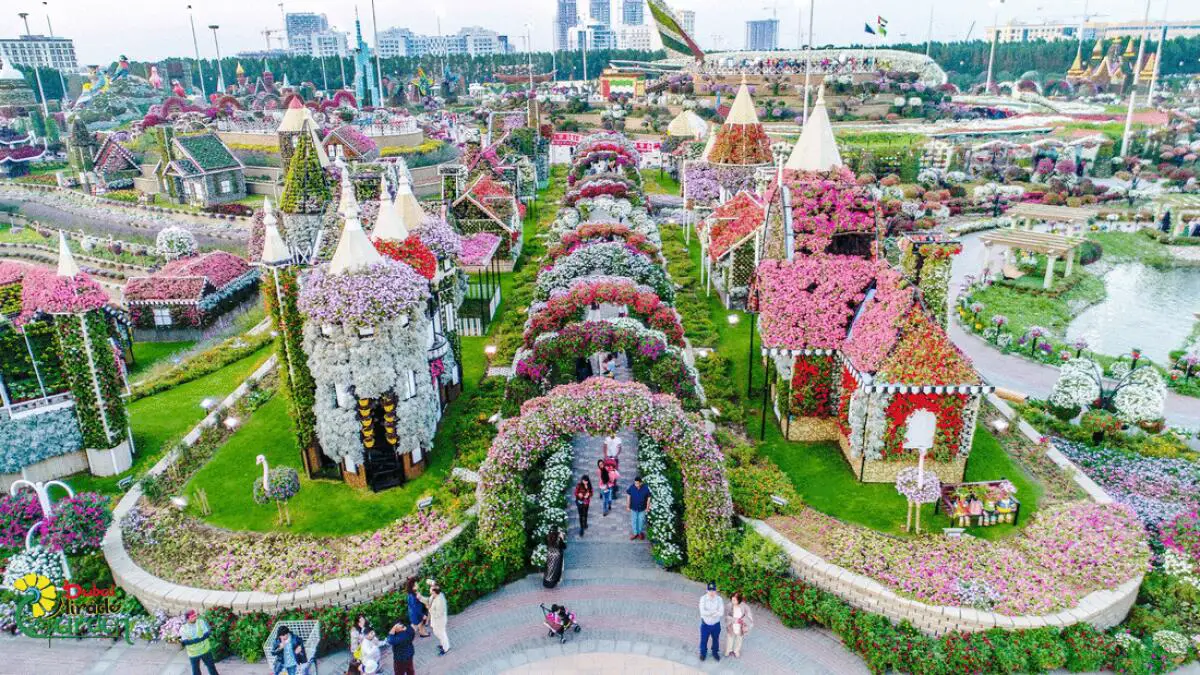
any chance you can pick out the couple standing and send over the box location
[699,585,755,662]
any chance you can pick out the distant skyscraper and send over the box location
[622,0,644,25]
[677,9,695,36]
[555,0,579,51]
[590,0,612,26]
[286,12,330,54]
[745,18,778,51]
[0,35,77,71]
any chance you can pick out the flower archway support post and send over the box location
[760,356,772,441]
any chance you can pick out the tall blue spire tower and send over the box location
[352,8,381,106]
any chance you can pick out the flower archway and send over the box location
[546,223,661,262]
[479,379,731,568]
[535,243,675,304]
[510,319,703,410]
[564,174,643,207]
[524,277,684,347]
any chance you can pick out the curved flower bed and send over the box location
[563,173,642,207]
[122,505,453,593]
[298,260,430,329]
[546,222,660,262]
[513,319,703,407]
[772,500,1148,615]
[535,243,674,304]
[1056,439,1199,528]
[478,379,731,569]
[523,277,683,347]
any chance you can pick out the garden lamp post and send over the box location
[187,5,207,99]
[208,25,226,94]
[984,0,1003,93]
[41,2,69,106]
[17,13,49,117]
[1120,0,1152,158]
[319,55,329,92]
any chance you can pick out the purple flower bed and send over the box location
[1055,439,1200,529]
[299,260,430,328]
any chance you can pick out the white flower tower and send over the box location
[301,190,440,490]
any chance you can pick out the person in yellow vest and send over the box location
[180,608,219,675]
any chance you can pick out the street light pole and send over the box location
[1120,0,1152,158]
[208,25,225,94]
[803,0,814,124]
[17,13,49,116]
[187,5,207,99]
[1146,0,1168,105]
[42,2,69,106]
[924,4,934,58]
[985,9,999,92]
[369,0,385,106]
[319,55,328,92]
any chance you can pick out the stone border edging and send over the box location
[744,516,1141,636]
[101,353,472,614]
[984,393,1113,504]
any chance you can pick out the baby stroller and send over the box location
[541,603,582,644]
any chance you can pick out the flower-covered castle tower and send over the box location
[298,202,439,490]
[705,77,772,167]
[43,235,131,471]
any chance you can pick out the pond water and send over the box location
[1065,263,1200,364]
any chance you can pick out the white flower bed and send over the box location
[637,436,684,567]
[529,442,574,567]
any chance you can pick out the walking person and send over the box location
[542,526,567,588]
[420,580,451,656]
[358,628,383,674]
[574,475,593,536]
[725,591,754,658]
[270,625,308,675]
[385,619,416,675]
[603,434,622,469]
[349,614,371,660]
[405,577,430,638]
[626,475,651,541]
[699,583,724,662]
[179,609,219,675]
[597,459,618,516]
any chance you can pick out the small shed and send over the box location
[124,251,259,340]
[161,133,246,207]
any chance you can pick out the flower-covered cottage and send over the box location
[449,174,523,264]
[158,132,246,207]
[750,90,988,483]
[123,251,260,341]
[0,238,132,489]
[698,190,767,308]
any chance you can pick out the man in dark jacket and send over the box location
[270,625,307,675]
[387,619,417,675]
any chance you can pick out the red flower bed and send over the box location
[523,277,684,347]
[790,354,836,416]
[882,391,969,460]
[546,223,659,261]
[708,123,772,165]
[374,237,437,280]
[836,366,857,436]
[706,193,763,260]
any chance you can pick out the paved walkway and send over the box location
[949,231,1200,429]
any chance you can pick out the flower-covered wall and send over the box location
[262,267,318,454]
[53,310,127,450]
[0,404,83,474]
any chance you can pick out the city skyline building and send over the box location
[377,26,512,58]
[0,34,78,71]
[677,8,696,37]
[285,12,330,54]
[590,0,612,26]
[744,18,778,51]
[555,0,579,51]
[623,0,644,26]
[987,18,1200,43]
[617,24,654,50]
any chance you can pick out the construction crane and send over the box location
[261,28,286,51]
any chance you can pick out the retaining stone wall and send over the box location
[747,517,1140,636]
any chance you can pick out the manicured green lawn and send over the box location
[184,332,492,536]
[967,267,1105,338]
[128,341,195,379]
[644,171,681,195]
[1089,231,1177,267]
[65,346,272,496]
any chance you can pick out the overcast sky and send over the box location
[4,0,1195,64]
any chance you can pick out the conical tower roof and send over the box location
[56,231,81,277]
[394,175,425,232]
[724,77,761,126]
[328,208,383,275]
[373,178,409,242]
[1123,38,1136,59]
[667,109,709,138]
[259,198,292,265]
[1068,43,1086,77]
[337,165,359,218]
[278,96,312,133]
[785,87,842,172]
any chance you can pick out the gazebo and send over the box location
[979,215,1088,290]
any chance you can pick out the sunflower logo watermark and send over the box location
[11,573,59,618]
[13,576,138,644]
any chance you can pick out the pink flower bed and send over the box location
[754,257,880,350]
[784,167,877,253]
[459,232,503,266]
[777,502,1148,615]
[19,267,108,317]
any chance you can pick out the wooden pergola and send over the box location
[1007,203,1098,234]
[980,228,1086,289]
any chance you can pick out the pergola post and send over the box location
[1064,248,1075,277]
[1043,255,1057,290]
